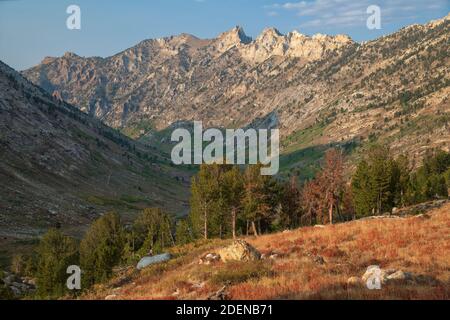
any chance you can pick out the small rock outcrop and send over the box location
[217,240,261,263]
[348,266,439,287]
[0,271,36,298]
[198,253,221,265]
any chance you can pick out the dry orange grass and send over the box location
[83,203,450,300]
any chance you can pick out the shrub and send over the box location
[211,261,273,285]
[10,254,26,276]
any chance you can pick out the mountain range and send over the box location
[1,13,449,240]
[23,14,449,172]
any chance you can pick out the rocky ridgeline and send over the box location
[213,26,352,63]
[21,14,450,162]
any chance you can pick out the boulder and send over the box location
[217,240,261,263]
[361,265,397,285]
[386,270,413,283]
[3,274,15,285]
[198,253,220,265]
[136,253,171,270]
[359,266,436,287]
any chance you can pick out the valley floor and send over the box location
[83,202,450,300]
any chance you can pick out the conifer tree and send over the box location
[35,229,79,299]
[279,176,301,229]
[132,208,174,256]
[368,146,393,214]
[80,212,124,287]
[392,155,411,208]
[175,218,194,245]
[189,164,224,239]
[352,160,375,217]
[221,165,244,238]
[242,164,280,235]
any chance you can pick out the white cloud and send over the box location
[265,0,448,28]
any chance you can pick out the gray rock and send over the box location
[204,253,220,262]
[361,266,393,285]
[360,266,437,287]
[137,253,171,270]
[12,282,28,291]
[3,275,15,285]
[9,286,22,297]
[386,270,413,282]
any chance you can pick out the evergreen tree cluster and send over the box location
[189,164,299,239]
[351,147,449,217]
[27,209,176,299]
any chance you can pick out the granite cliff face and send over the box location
[23,14,450,164]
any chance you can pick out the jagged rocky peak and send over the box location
[287,30,308,40]
[63,51,80,59]
[257,27,284,40]
[239,27,353,63]
[240,27,288,61]
[214,26,252,52]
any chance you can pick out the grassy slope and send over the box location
[83,202,450,300]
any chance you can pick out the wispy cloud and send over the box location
[265,0,448,28]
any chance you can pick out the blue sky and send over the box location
[0,0,448,70]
